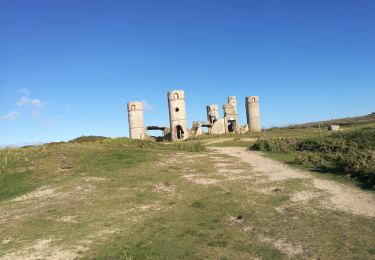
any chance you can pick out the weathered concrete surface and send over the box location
[211,118,226,135]
[206,104,219,124]
[168,90,188,141]
[127,101,146,139]
[223,96,239,133]
[246,96,261,132]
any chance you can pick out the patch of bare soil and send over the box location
[0,183,98,224]
[213,147,310,181]
[1,228,119,260]
[152,182,175,193]
[213,147,375,218]
[83,176,107,182]
[290,191,319,204]
[10,186,63,202]
[256,186,282,195]
[155,153,185,167]
[47,215,78,224]
[314,179,375,217]
[0,239,85,260]
[217,168,253,181]
[225,215,244,225]
[182,174,221,185]
[259,235,309,259]
[203,138,234,145]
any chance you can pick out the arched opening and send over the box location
[176,125,184,140]
[228,120,236,132]
[131,105,136,110]
[173,93,179,99]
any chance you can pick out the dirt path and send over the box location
[203,137,257,145]
[213,147,375,218]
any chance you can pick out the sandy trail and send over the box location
[212,147,375,218]
[203,137,257,145]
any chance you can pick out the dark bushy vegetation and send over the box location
[68,135,205,152]
[285,112,375,129]
[250,128,375,188]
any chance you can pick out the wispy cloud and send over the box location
[31,99,43,107]
[16,96,30,106]
[19,88,30,95]
[142,100,154,111]
[16,96,44,107]
[1,111,20,120]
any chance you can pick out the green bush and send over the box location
[250,138,299,152]
[251,134,375,187]
[333,127,375,150]
[69,136,108,143]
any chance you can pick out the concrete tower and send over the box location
[168,90,188,141]
[127,101,146,139]
[223,96,239,133]
[246,96,261,132]
[206,104,219,124]
[228,96,237,107]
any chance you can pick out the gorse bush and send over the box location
[250,138,299,153]
[332,127,375,150]
[251,129,375,187]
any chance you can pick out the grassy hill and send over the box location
[283,112,375,129]
[0,114,375,259]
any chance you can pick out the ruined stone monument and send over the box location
[127,90,261,141]
[223,96,239,133]
[168,90,188,141]
[246,96,261,132]
[206,104,219,124]
[127,101,146,139]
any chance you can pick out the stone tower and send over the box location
[168,90,188,141]
[206,104,219,124]
[127,101,146,139]
[228,96,237,107]
[246,96,261,132]
[223,96,239,133]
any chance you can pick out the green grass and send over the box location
[1,124,375,259]
[0,171,39,202]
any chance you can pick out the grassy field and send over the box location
[1,115,375,259]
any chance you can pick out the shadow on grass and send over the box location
[284,161,375,191]
[264,151,374,191]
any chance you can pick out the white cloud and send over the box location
[1,111,20,120]
[31,99,43,107]
[19,88,30,95]
[142,100,154,111]
[16,96,31,106]
[15,96,44,107]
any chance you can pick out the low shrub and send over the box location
[251,133,375,187]
[250,138,299,152]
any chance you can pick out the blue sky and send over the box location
[1,0,374,146]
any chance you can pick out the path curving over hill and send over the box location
[212,147,375,218]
